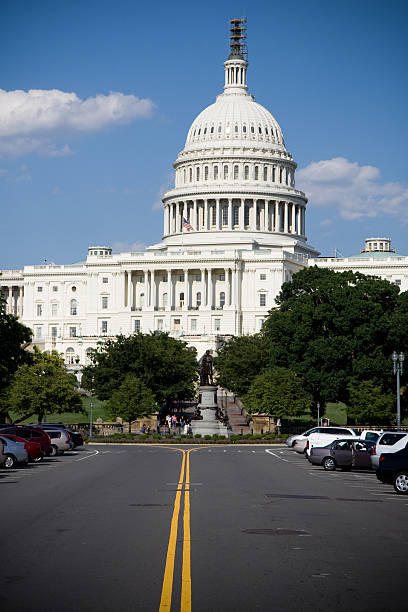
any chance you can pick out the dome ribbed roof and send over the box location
[183,92,286,153]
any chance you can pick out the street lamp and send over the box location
[392,351,405,430]
[89,376,95,439]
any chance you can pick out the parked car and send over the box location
[293,427,357,454]
[40,428,71,455]
[0,433,43,462]
[31,424,83,448]
[0,438,6,468]
[376,446,408,494]
[286,427,322,448]
[308,438,375,471]
[371,432,408,469]
[0,436,29,468]
[1,426,52,457]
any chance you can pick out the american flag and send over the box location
[183,218,193,231]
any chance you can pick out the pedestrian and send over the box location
[141,424,146,434]
[276,418,281,435]
[172,415,177,429]
[183,422,188,435]
[157,421,160,434]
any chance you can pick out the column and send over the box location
[301,207,306,236]
[239,198,245,230]
[274,200,279,232]
[151,270,156,308]
[184,269,189,309]
[193,200,198,231]
[127,272,132,308]
[208,269,213,308]
[168,269,173,309]
[216,198,220,230]
[226,268,231,306]
[201,268,206,308]
[263,201,268,232]
[163,205,168,235]
[284,202,288,233]
[228,199,233,230]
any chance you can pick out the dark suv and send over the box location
[376,446,408,494]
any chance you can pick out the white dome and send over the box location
[184,92,286,153]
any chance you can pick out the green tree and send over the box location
[107,374,156,433]
[213,333,269,396]
[81,332,198,406]
[0,292,32,420]
[243,368,312,418]
[8,349,83,422]
[347,380,395,426]
[263,267,408,413]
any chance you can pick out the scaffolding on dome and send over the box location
[229,17,247,58]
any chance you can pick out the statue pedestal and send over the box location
[191,385,230,438]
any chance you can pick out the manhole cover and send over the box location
[242,528,310,536]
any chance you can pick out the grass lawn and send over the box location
[9,397,109,425]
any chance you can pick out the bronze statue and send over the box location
[199,350,213,386]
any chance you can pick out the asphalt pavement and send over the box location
[1,444,407,612]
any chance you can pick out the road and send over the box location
[1,444,407,611]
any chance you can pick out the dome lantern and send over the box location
[224,18,248,94]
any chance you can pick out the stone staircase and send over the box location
[223,398,251,435]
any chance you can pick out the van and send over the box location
[371,432,408,469]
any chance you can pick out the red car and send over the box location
[0,433,43,462]
[2,426,52,457]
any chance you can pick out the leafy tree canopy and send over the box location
[81,332,198,406]
[8,348,83,422]
[263,267,408,410]
[243,367,312,418]
[213,333,269,397]
[0,293,32,391]
[107,374,156,433]
[347,380,395,426]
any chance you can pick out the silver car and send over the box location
[41,428,71,456]
[0,435,29,468]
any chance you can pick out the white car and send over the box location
[292,427,356,454]
[371,432,408,469]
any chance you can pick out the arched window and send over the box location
[163,293,168,308]
[234,124,238,133]
[263,166,268,181]
[244,165,249,180]
[244,205,250,226]
[204,127,207,134]
[210,126,214,134]
[223,165,229,180]
[196,167,200,181]
[214,165,219,180]
[222,205,228,225]
[280,167,283,183]
[204,166,209,180]
[243,125,247,133]
[198,128,201,135]
[251,125,255,133]
[218,125,222,133]
[234,165,239,180]
[212,206,216,225]
[179,292,184,307]
[254,166,259,180]
[66,347,75,365]
[196,292,201,307]
[183,169,186,183]
[140,293,145,307]
[258,126,262,134]
[189,168,192,182]
[265,127,269,135]
[70,299,77,315]
[220,292,225,307]
[233,205,239,226]
[272,167,276,182]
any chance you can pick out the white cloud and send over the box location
[0,88,155,158]
[152,174,174,210]
[112,241,146,253]
[320,218,333,227]
[297,157,408,221]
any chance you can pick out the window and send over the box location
[51,303,58,316]
[37,286,43,292]
[196,292,201,307]
[258,126,262,134]
[260,273,266,280]
[280,168,283,182]
[140,293,145,307]
[272,167,276,182]
[214,165,219,180]
[51,326,58,338]
[251,125,254,133]
[203,127,207,134]
[157,319,163,331]
[69,326,77,337]
[196,274,201,281]
[220,274,225,281]
[189,168,192,182]
[223,165,228,180]
[263,166,268,181]
[265,127,269,135]
[190,319,197,331]
[71,286,76,292]
[244,206,249,226]
[196,167,200,181]
[102,277,108,284]
[204,166,209,180]
[163,293,168,307]
[234,124,238,133]
[243,125,247,133]
[244,165,249,180]
[220,292,225,307]
[134,319,141,333]
[70,299,77,315]
[36,304,43,316]
[222,206,228,225]
[173,318,181,331]
[179,292,184,307]
[101,320,108,334]
[380,433,406,446]
[210,126,214,133]
[233,205,239,226]
[52,286,58,292]
[395,279,401,286]
[212,206,216,225]
[214,318,221,331]
[254,166,259,180]
[234,165,238,179]
[183,169,186,183]
[35,326,42,339]
[218,125,221,133]
[66,347,75,364]
[179,275,185,282]
[102,296,108,309]
[259,293,266,307]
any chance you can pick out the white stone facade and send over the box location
[2,35,407,373]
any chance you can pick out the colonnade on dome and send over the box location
[163,198,306,237]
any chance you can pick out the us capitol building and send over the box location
[2,21,408,372]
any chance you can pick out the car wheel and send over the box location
[50,445,58,457]
[322,456,336,471]
[393,472,408,494]
[4,454,16,469]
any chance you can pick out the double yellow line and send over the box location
[159,448,197,611]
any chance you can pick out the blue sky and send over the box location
[1,0,407,269]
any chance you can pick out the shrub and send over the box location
[204,435,212,440]
[194,434,202,438]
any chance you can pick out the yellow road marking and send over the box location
[181,451,192,611]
